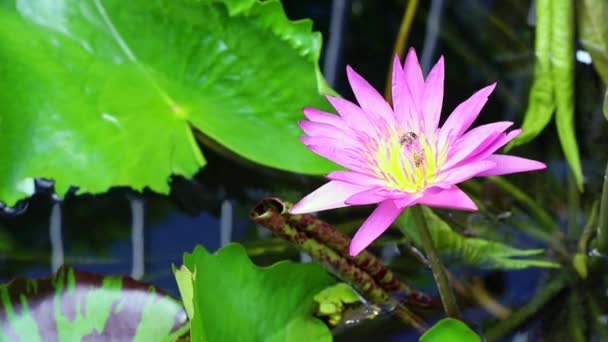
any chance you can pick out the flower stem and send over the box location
[384,0,419,101]
[595,160,608,254]
[410,205,460,318]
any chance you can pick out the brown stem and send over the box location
[283,205,436,307]
[250,197,428,332]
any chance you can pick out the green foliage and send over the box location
[419,318,481,342]
[0,0,336,206]
[396,207,559,270]
[572,253,588,279]
[551,0,582,191]
[507,0,554,149]
[579,0,608,86]
[0,266,187,341]
[507,0,582,190]
[176,243,336,342]
[174,265,195,321]
[313,283,360,326]
[604,90,608,121]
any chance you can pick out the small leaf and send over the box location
[179,243,335,342]
[419,318,481,342]
[314,283,360,307]
[173,264,195,320]
[0,266,187,341]
[572,253,588,279]
[396,207,560,270]
[313,283,360,316]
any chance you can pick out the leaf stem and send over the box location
[410,205,460,318]
[384,0,419,101]
[595,160,608,254]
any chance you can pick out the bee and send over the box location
[412,149,425,167]
[398,131,418,145]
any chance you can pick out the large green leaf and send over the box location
[579,0,608,85]
[396,207,559,270]
[0,0,336,206]
[0,266,188,341]
[176,243,335,342]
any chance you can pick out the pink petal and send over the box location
[470,129,522,161]
[325,95,375,132]
[402,48,425,112]
[345,187,421,206]
[349,199,410,256]
[345,188,387,205]
[300,138,361,171]
[299,121,356,145]
[346,66,395,125]
[300,136,354,151]
[422,56,444,133]
[439,83,496,147]
[443,121,513,169]
[438,160,496,185]
[302,107,345,127]
[392,55,418,130]
[290,181,368,214]
[326,170,384,187]
[476,155,546,176]
[419,186,478,211]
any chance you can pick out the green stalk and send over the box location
[595,160,608,254]
[567,169,581,239]
[384,0,419,101]
[410,205,460,318]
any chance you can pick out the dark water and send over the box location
[1,0,607,340]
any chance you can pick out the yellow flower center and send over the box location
[372,130,446,193]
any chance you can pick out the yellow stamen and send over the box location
[373,131,441,192]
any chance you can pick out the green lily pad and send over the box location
[0,0,335,206]
[177,243,335,342]
[420,318,481,342]
[0,266,188,341]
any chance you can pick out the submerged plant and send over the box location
[290,49,546,256]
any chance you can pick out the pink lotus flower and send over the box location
[290,49,546,256]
